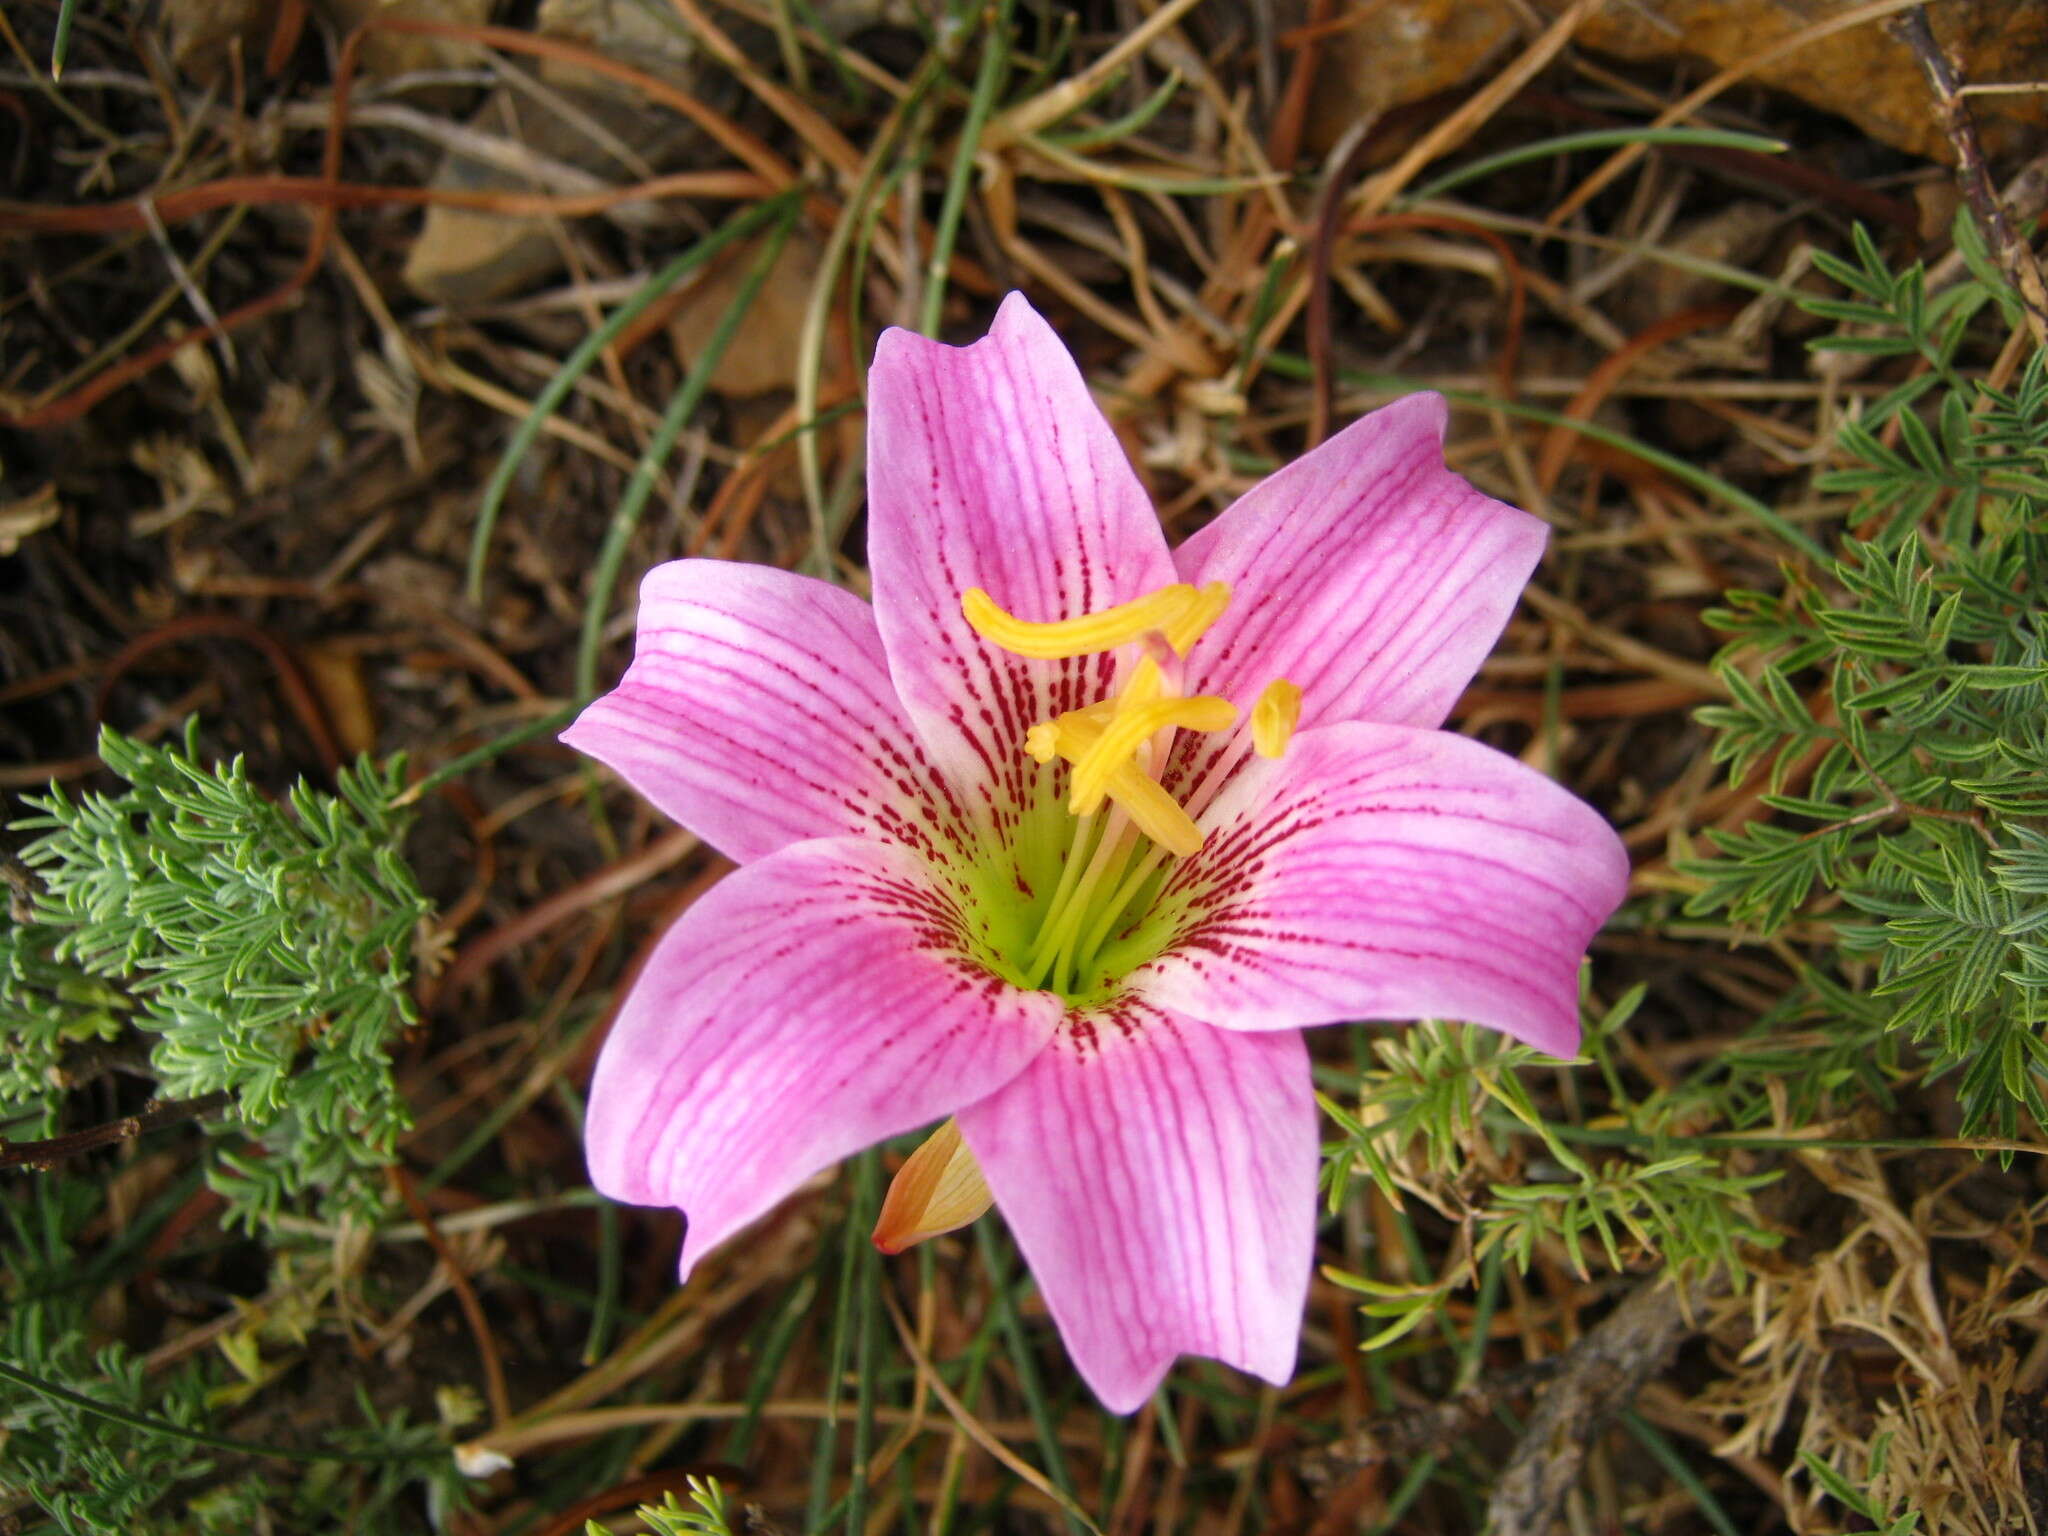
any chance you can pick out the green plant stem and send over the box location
[548,1082,623,1367]
[846,1150,882,1536]
[1480,1114,2048,1156]
[467,192,800,602]
[919,0,1015,337]
[808,1159,875,1528]
[798,41,958,575]
[974,1221,1084,1532]
[0,1358,435,1465]
[927,1275,1004,1535]
[576,204,799,702]
[1455,1247,1504,1392]
[49,0,76,77]
[1403,126,1786,204]
[394,705,579,807]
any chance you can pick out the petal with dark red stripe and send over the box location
[563,560,970,866]
[1138,721,1630,1058]
[865,294,1179,827]
[1172,394,1546,739]
[584,836,1065,1276]
[957,1004,1316,1413]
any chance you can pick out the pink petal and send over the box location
[563,559,971,866]
[585,836,1065,1275]
[865,293,1179,813]
[1139,723,1629,1057]
[1173,394,1546,735]
[957,1005,1316,1413]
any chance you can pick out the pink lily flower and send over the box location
[563,293,1630,1413]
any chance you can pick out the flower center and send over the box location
[961,580,1299,1003]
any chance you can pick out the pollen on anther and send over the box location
[1252,679,1303,759]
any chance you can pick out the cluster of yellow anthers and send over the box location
[962,581,1302,856]
[869,583,1304,1256]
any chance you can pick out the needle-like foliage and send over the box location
[1682,217,2048,1138]
[5,721,431,1224]
[0,1175,235,1536]
[586,1480,742,1536]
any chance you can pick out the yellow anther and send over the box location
[1252,679,1303,759]
[962,583,1202,659]
[1026,702,1113,765]
[1037,708,1209,856]
[1162,581,1231,655]
[1102,772,1205,857]
[980,584,1247,865]
[1068,695,1238,816]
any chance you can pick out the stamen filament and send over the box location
[1174,676,1301,827]
[1029,806,1102,957]
[1118,654,1166,709]
[958,579,1302,1002]
[1025,808,1137,991]
[1047,820,1142,995]
[1075,842,1169,967]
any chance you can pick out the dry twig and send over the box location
[1893,4,2048,352]
[0,1089,235,1170]
[1486,1277,1708,1536]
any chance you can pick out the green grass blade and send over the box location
[1365,1454,1440,1535]
[974,1220,1088,1534]
[50,0,77,78]
[394,704,579,807]
[467,191,800,603]
[576,205,799,703]
[799,44,958,574]
[1267,356,1834,565]
[921,0,1016,337]
[1042,69,1181,151]
[1621,1409,1744,1536]
[730,1273,819,1464]
[1406,127,1786,205]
